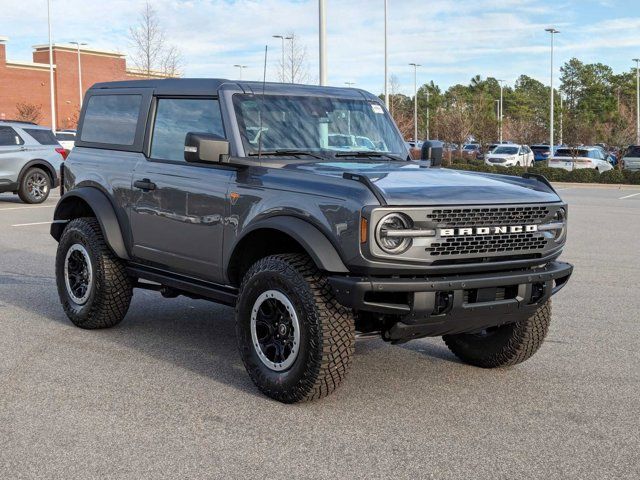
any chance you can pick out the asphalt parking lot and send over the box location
[1,184,639,480]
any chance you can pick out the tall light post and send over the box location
[495,99,500,139]
[384,0,389,109]
[497,79,505,143]
[47,0,56,132]
[545,28,560,149]
[273,34,292,82]
[69,41,87,107]
[318,0,327,86]
[409,63,421,142]
[234,64,248,80]
[634,58,640,144]
[559,90,563,145]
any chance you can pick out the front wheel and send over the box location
[443,301,551,368]
[56,217,133,329]
[235,254,355,403]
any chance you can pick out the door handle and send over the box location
[134,179,156,191]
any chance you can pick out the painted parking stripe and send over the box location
[11,221,51,227]
[0,205,55,212]
[619,192,640,200]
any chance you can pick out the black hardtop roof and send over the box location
[89,78,378,100]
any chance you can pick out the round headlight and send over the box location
[375,213,413,254]
[554,207,567,242]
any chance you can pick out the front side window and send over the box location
[81,94,142,145]
[233,94,406,157]
[151,98,224,161]
[0,127,23,146]
[24,128,59,145]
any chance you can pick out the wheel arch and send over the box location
[227,216,348,286]
[51,188,130,260]
[18,159,57,185]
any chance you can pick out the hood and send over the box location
[487,153,517,159]
[292,161,561,206]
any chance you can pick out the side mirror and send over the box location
[421,140,444,166]
[184,132,229,163]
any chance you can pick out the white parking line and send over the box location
[11,221,51,227]
[0,205,55,212]
[619,192,640,200]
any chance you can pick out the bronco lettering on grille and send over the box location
[439,225,538,237]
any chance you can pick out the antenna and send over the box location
[257,45,268,163]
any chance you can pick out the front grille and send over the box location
[487,158,505,163]
[426,232,547,257]
[426,206,549,227]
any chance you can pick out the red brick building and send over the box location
[0,36,166,130]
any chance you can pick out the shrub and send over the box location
[622,169,640,185]
[567,168,599,183]
[599,169,626,184]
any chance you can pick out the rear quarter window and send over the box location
[80,94,142,145]
[625,146,640,157]
[23,128,59,145]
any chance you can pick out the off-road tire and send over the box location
[443,301,551,368]
[236,253,355,403]
[56,217,133,329]
[18,167,51,204]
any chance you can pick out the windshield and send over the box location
[233,94,407,157]
[463,144,477,150]
[493,146,519,155]
[625,146,640,158]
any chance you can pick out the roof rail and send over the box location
[0,119,38,125]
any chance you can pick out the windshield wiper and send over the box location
[334,151,406,161]
[248,150,326,160]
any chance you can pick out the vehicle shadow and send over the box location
[0,262,261,399]
[1,251,459,399]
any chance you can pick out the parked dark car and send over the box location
[50,78,573,403]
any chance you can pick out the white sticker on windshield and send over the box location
[371,104,384,114]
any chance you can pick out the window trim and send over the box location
[145,95,228,167]
[0,126,25,146]
[75,88,153,152]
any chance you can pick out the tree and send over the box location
[15,102,43,124]
[276,33,310,84]
[129,1,183,78]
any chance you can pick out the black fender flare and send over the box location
[230,216,349,274]
[50,187,130,260]
[18,159,57,186]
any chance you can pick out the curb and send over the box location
[551,182,640,190]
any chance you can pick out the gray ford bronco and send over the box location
[51,79,573,403]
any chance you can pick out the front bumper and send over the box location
[329,261,573,341]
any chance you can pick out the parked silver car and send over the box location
[621,145,640,172]
[0,121,65,203]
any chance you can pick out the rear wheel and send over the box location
[235,254,355,403]
[56,217,133,329]
[443,301,551,368]
[18,167,50,204]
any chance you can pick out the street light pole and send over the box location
[47,0,56,132]
[318,0,327,86]
[409,63,421,142]
[344,82,355,87]
[273,35,292,82]
[634,58,640,144]
[559,91,563,145]
[497,79,505,143]
[545,28,560,149]
[234,64,247,80]
[384,0,389,109]
[70,41,87,107]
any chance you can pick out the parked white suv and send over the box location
[0,121,65,203]
[548,146,614,172]
[484,144,534,167]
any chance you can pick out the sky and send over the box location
[1,0,639,95]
